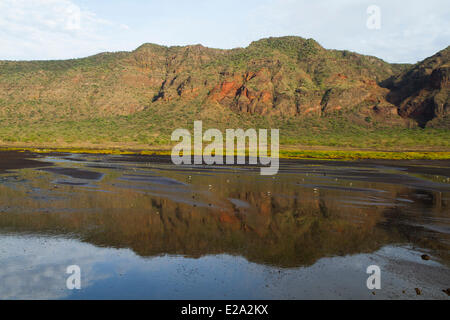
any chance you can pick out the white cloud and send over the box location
[0,0,448,63]
[0,0,127,60]
[0,235,117,299]
[119,24,130,30]
[248,0,450,63]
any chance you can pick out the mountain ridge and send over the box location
[0,36,448,149]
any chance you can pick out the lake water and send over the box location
[0,152,449,299]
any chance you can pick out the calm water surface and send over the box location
[0,152,449,299]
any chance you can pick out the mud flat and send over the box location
[0,151,449,299]
[0,151,51,173]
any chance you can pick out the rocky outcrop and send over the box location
[208,70,279,115]
[0,36,448,128]
[382,47,449,127]
[133,37,416,123]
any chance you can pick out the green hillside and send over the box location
[0,36,448,151]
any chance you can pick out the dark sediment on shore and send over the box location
[39,167,104,180]
[0,151,51,173]
[2,151,450,180]
[109,154,450,178]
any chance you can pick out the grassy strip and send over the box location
[1,146,449,160]
[281,150,450,160]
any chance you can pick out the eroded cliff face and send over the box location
[0,36,447,127]
[382,47,450,127]
[142,38,406,122]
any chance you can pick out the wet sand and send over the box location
[0,151,449,299]
[0,151,51,173]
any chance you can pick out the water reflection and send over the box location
[0,153,449,299]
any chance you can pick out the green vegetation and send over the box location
[281,150,450,160]
[0,104,448,154]
[0,36,448,158]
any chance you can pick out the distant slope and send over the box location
[0,36,406,120]
[0,36,448,150]
[382,46,449,127]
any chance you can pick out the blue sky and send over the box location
[0,0,448,63]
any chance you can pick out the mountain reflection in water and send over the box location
[0,153,449,299]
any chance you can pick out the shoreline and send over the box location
[1,145,449,161]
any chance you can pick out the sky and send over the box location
[0,0,448,63]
